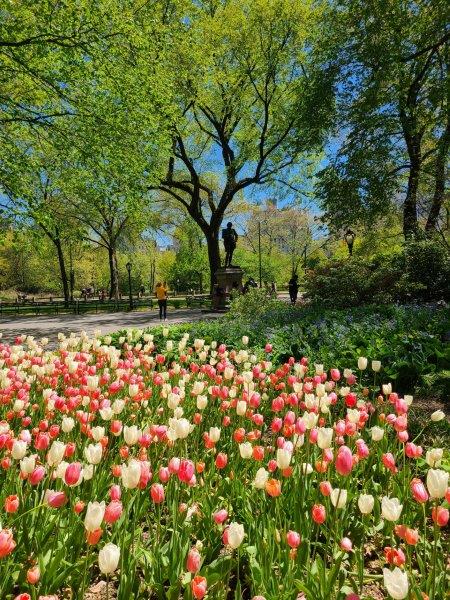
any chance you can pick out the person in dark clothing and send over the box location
[288,274,299,305]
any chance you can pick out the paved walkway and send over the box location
[0,308,220,346]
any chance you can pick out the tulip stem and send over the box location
[431,502,438,600]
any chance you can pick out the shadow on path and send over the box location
[0,309,220,346]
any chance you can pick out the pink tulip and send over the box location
[186,547,201,573]
[29,466,46,486]
[168,457,180,474]
[104,501,123,524]
[213,509,228,524]
[432,506,449,527]
[178,459,194,483]
[382,453,397,474]
[410,478,429,503]
[150,483,165,503]
[340,537,352,552]
[64,462,82,486]
[286,530,301,549]
[158,467,170,483]
[330,369,340,381]
[335,446,353,476]
[45,490,67,508]
[109,485,121,501]
[0,528,16,557]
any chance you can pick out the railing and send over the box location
[0,297,153,317]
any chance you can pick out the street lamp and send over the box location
[344,229,356,256]
[126,262,133,310]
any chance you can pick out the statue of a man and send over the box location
[222,222,238,267]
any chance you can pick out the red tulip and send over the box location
[191,575,207,599]
[215,453,228,469]
[312,504,326,524]
[4,495,19,513]
[178,459,195,483]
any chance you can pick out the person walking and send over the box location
[288,274,299,305]
[155,282,168,320]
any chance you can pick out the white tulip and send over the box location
[371,426,384,441]
[20,454,36,474]
[12,440,27,460]
[98,543,120,574]
[99,407,113,421]
[426,469,448,499]
[129,384,139,398]
[173,418,191,439]
[123,425,140,446]
[301,463,313,475]
[209,427,221,443]
[357,357,368,370]
[430,410,445,422]
[358,494,374,514]
[86,375,99,391]
[83,464,94,480]
[236,400,247,416]
[317,427,333,449]
[315,364,324,375]
[239,442,253,459]
[330,488,347,508]
[62,417,75,433]
[242,336,249,346]
[425,448,443,467]
[382,383,392,395]
[371,360,381,372]
[84,501,105,532]
[84,443,103,465]
[383,567,408,599]
[112,399,125,414]
[47,441,66,466]
[227,522,245,549]
[91,426,105,442]
[121,459,141,489]
[276,448,292,470]
[253,468,269,489]
[196,395,208,410]
[381,496,403,522]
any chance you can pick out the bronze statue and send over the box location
[222,222,238,267]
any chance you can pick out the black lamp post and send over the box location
[126,262,133,309]
[344,229,356,256]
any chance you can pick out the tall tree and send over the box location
[315,0,449,238]
[151,0,334,290]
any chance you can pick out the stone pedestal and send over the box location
[212,267,244,310]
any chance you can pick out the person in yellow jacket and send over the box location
[155,282,168,320]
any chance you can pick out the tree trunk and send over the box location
[206,230,221,293]
[426,120,450,232]
[54,238,70,307]
[403,156,421,238]
[108,246,120,300]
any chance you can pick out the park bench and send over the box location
[0,297,153,317]
[185,294,212,309]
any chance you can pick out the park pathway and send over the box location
[0,308,220,346]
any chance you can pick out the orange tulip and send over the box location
[265,478,282,497]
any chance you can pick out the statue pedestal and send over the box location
[213,267,244,310]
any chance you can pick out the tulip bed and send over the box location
[0,330,448,600]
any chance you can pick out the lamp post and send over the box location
[126,262,133,310]
[344,229,356,257]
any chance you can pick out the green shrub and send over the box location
[304,240,450,307]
